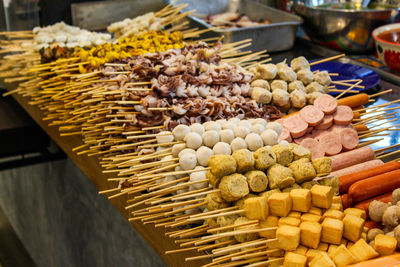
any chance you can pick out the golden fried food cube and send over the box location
[288,211,301,219]
[322,209,344,220]
[300,221,321,249]
[343,214,365,242]
[344,208,366,220]
[347,242,354,249]
[308,206,322,216]
[317,242,328,251]
[331,244,356,267]
[321,218,343,245]
[305,249,323,262]
[374,234,397,256]
[327,244,338,258]
[283,252,307,267]
[292,245,308,256]
[276,225,301,251]
[290,189,311,212]
[259,216,279,238]
[309,252,335,267]
[243,196,269,220]
[349,239,379,262]
[259,188,281,200]
[268,257,285,267]
[330,203,343,211]
[301,213,321,223]
[332,196,342,204]
[268,192,292,217]
[279,217,301,227]
[310,185,333,209]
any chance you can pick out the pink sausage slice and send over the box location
[330,146,376,171]
[283,115,308,139]
[340,128,359,151]
[319,132,342,156]
[314,94,338,114]
[315,115,333,130]
[333,105,353,125]
[300,105,325,126]
[330,159,384,178]
[294,133,313,144]
[306,126,313,133]
[279,127,292,142]
[300,138,325,160]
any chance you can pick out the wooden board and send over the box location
[3,83,209,266]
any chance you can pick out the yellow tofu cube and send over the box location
[317,242,328,251]
[292,245,308,256]
[309,252,335,267]
[344,208,366,220]
[266,239,285,257]
[259,216,278,238]
[374,234,397,256]
[290,189,311,212]
[322,209,344,220]
[321,218,343,245]
[347,242,354,249]
[301,213,322,223]
[288,211,302,219]
[331,244,356,266]
[243,196,269,220]
[268,192,292,217]
[343,214,365,242]
[300,221,321,249]
[341,239,347,246]
[311,185,333,209]
[330,203,343,211]
[306,249,323,262]
[268,257,285,267]
[276,225,301,251]
[279,217,301,227]
[309,206,322,216]
[327,244,338,258]
[349,239,379,262]
[332,196,342,204]
[283,252,307,267]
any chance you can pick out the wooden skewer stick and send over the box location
[207,220,259,233]
[310,54,345,66]
[200,227,276,241]
[377,150,400,159]
[369,89,392,98]
[336,80,362,99]
[231,249,281,261]
[246,257,284,267]
[375,143,400,153]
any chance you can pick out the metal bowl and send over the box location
[294,0,400,53]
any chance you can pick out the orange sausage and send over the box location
[337,93,370,108]
[339,161,400,194]
[354,192,392,212]
[364,220,383,230]
[347,253,400,267]
[354,123,369,132]
[352,105,366,114]
[341,194,352,209]
[353,111,361,120]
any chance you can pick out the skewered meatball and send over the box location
[238,120,252,129]
[250,124,265,135]
[219,173,249,201]
[261,129,278,146]
[276,60,288,71]
[219,129,235,143]
[206,170,220,188]
[257,63,277,80]
[288,80,305,93]
[222,122,236,131]
[297,69,314,85]
[172,143,186,157]
[190,166,208,190]
[254,146,277,170]
[245,133,264,151]
[265,122,282,136]
[272,89,290,107]
[205,191,230,211]
[234,217,259,242]
[311,157,332,175]
[267,164,295,189]
[306,92,323,104]
[245,170,268,192]
[178,148,195,158]
[270,80,288,92]
[289,143,312,161]
[204,121,222,132]
[213,142,232,155]
[314,71,332,86]
[196,146,214,166]
[208,154,237,178]
[289,158,316,183]
[234,126,250,139]
[172,125,190,141]
[251,79,271,91]
[184,132,202,149]
[156,131,174,143]
[271,144,293,166]
[231,137,247,152]
[306,81,326,94]
[291,56,310,72]
[202,130,220,147]
[179,153,197,170]
[251,87,272,104]
[189,123,205,135]
[278,66,297,82]
[290,89,307,108]
[254,118,267,127]
[232,149,255,173]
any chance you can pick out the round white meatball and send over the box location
[156,131,174,144]
[314,71,332,86]
[261,129,279,146]
[179,153,197,170]
[231,137,247,152]
[245,133,264,151]
[265,122,282,136]
[189,123,205,135]
[161,155,175,167]
[196,146,214,166]
[204,121,221,132]
[250,124,265,135]
[279,140,290,147]
[172,143,186,157]
[306,81,326,94]
[272,89,290,107]
[184,132,203,149]
[172,125,190,141]
[251,79,270,91]
[256,63,277,80]
[288,80,305,93]
[251,87,272,104]
[278,66,297,82]
[238,120,252,129]
[228,118,240,124]
[234,126,250,139]
[175,166,186,179]
[178,148,196,158]
[216,119,227,127]
[189,166,208,190]
[213,142,232,155]
[219,129,235,143]
[248,118,258,125]
[254,118,267,127]
[276,60,288,71]
[290,89,307,108]
[297,69,314,85]
[156,146,168,152]
[222,122,236,130]
[202,130,220,147]
[270,80,287,92]
[290,56,310,72]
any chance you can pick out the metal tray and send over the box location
[168,0,303,52]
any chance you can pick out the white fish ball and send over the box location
[179,153,197,170]
[175,181,188,194]
[204,121,221,132]
[189,166,208,190]
[196,146,214,166]
[245,133,264,152]
[172,143,186,158]
[219,129,235,143]
[156,146,168,152]
[222,122,236,130]
[216,119,227,126]
[213,142,232,155]
[231,137,247,152]
[261,129,279,146]
[234,126,250,139]
[172,125,190,141]
[156,131,174,144]
[265,122,283,136]
[175,166,186,179]
[185,132,203,149]
[237,120,252,129]
[279,140,290,147]
[250,124,265,135]
[189,123,205,135]
[161,155,174,167]
[202,130,219,147]
[228,118,240,124]
[178,148,196,158]
[248,118,258,125]
[254,118,267,127]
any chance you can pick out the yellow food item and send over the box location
[374,234,397,256]
[300,221,321,249]
[301,213,321,223]
[267,164,295,189]
[208,154,237,178]
[343,214,365,242]
[291,245,308,256]
[205,191,230,211]
[348,238,379,262]
[322,209,344,221]
[311,157,332,175]
[289,158,316,183]
[232,149,255,173]
[283,252,307,267]
[243,196,269,220]
[244,170,268,193]
[276,225,301,251]
[288,211,302,219]
[290,189,311,213]
[330,203,343,211]
[321,218,343,245]
[268,192,292,217]
[259,216,279,238]
[308,206,322,216]
[310,185,333,209]
[332,196,342,204]
[271,144,294,166]
[206,170,220,188]
[305,249,323,262]
[233,216,259,243]
[344,208,366,220]
[327,244,338,258]
[309,252,335,267]
[331,244,356,266]
[219,173,249,201]
[279,217,301,227]
[317,242,329,251]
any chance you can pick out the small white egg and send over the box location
[245,133,264,151]
[265,122,283,136]
[189,123,205,135]
[196,146,214,166]
[261,129,279,146]
[172,125,190,141]
[234,126,250,139]
[204,121,221,132]
[156,131,174,144]
[202,130,220,147]
[179,153,197,170]
[213,142,232,155]
[219,129,235,144]
[184,132,203,149]
[231,137,247,152]
[250,124,265,135]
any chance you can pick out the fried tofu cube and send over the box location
[300,221,321,249]
[331,244,356,266]
[309,206,322,216]
[311,185,333,209]
[276,225,301,251]
[347,242,354,249]
[327,244,338,258]
[332,196,342,204]
[306,249,323,262]
[344,208,366,220]
[288,211,302,219]
[266,239,285,257]
[309,252,335,267]
[341,239,347,246]
[322,209,344,220]
[268,257,285,267]
[279,217,301,227]
[343,214,365,242]
[374,234,397,256]
[301,213,321,223]
[243,196,269,220]
[259,216,278,238]
[268,192,292,217]
[349,239,379,262]
[292,245,308,256]
[330,203,343,211]
[290,189,311,212]
[284,252,307,267]
[317,242,328,251]
[321,218,343,245]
